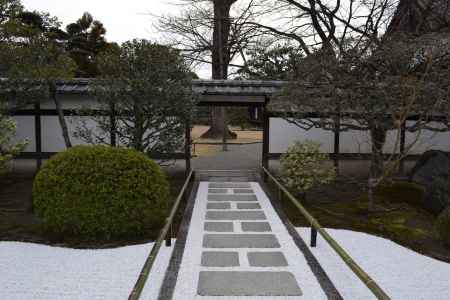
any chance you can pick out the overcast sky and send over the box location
[21,0,179,43]
[19,1,211,78]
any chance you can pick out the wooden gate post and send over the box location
[262,105,270,182]
[333,117,341,175]
[400,122,406,174]
[185,119,192,177]
[34,101,42,170]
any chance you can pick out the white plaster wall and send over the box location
[269,118,334,153]
[11,93,185,153]
[12,97,450,156]
[12,94,104,152]
[13,116,36,152]
[270,117,450,154]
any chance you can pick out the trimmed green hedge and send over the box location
[33,145,170,240]
[436,206,450,248]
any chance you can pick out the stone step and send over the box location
[208,194,258,202]
[201,251,240,267]
[236,203,261,209]
[204,222,234,232]
[206,210,266,220]
[208,188,228,194]
[247,251,288,267]
[197,271,303,296]
[203,234,280,248]
[206,202,231,210]
[209,183,251,189]
[241,222,272,232]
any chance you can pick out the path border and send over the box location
[158,181,200,300]
[158,176,342,300]
[257,177,343,300]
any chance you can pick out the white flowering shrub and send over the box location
[0,115,27,172]
[280,140,336,196]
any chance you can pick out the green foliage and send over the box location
[65,12,116,77]
[76,40,194,160]
[33,145,170,240]
[426,175,450,215]
[280,140,336,195]
[0,113,26,172]
[227,107,253,130]
[0,3,76,103]
[275,33,450,180]
[436,206,450,247]
[238,43,304,80]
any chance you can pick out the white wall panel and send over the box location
[12,116,35,152]
[270,117,450,154]
[269,118,334,153]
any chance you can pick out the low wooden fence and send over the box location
[261,166,391,300]
[128,169,195,300]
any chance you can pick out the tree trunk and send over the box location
[132,98,145,152]
[200,0,237,140]
[367,124,387,212]
[387,0,450,34]
[51,83,72,148]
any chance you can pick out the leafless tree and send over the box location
[157,0,263,139]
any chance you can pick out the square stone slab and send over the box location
[236,203,261,210]
[204,222,234,232]
[198,271,302,296]
[206,211,266,220]
[201,251,239,267]
[207,203,231,210]
[203,234,280,248]
[208,189,228,194]
[208,195,257,202]
[233,189,254,194]
[209,183,251,189]
[208,177,228,182]
[248,252,288,267]
[241,222,272,232]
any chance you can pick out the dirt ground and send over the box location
[191,125,262,157]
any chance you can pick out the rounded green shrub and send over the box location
[280,140,336,196]
[33,145,170,240]
[436,206,450,248]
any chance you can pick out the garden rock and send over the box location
[409,150,450,186]
[409,150,450,214]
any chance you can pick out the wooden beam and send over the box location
[34,101,42,169]
[333,117,341,174]
[16,152,188,160]
[262,104,270,182]
[268,152,422,161]
[110,103,117,147]
[185,120,192,176]
[400,122,406,174]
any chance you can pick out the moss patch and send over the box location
[269,178,450,263]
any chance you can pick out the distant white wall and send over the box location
[12,95,450,156]
[12,93,102,152]
[269,117,450,154]
[11,93,186,153]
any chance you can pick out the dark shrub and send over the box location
[436,206,450,248]
[424,174,450,215]
[33,145,169,240]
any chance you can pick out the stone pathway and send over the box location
[167,181,328,299]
